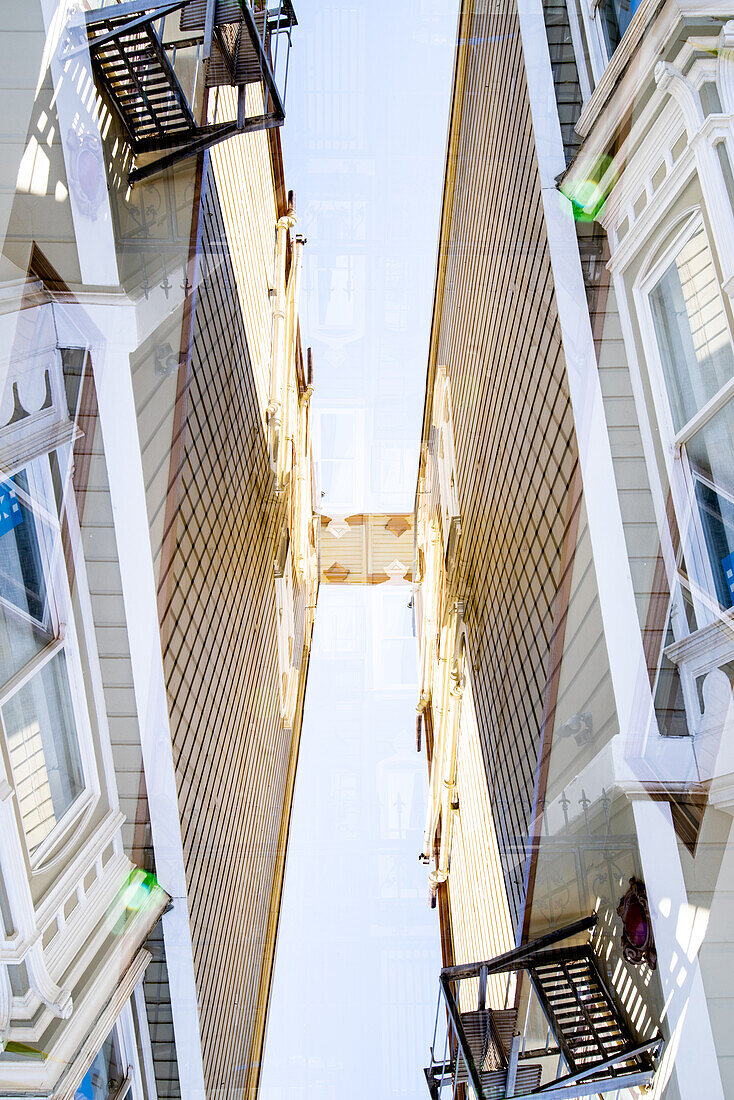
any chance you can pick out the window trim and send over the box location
[0,452,99,871]
[433,368,461,577]
[274,538,298,727]
[634,209,734,626]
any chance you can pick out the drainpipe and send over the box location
[269,190,297,482]
[429,610,464,899]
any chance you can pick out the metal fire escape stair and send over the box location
[60,0,295,183]
[81,2,197,152]
[455,1009,542,1097]
[527,947,652,1086]
[425,915,664,1099]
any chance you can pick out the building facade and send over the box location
[416,1,734,1097]
[0,3,317,1099]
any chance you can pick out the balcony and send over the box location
[59,0,296,182]
[424,916,662,1099]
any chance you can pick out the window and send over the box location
[597,0,642,57]
[649,226,734,433]
[432,369,461,576]
[275,536,299,725]
[686,404,734,608]
[643,218,734,615]
[0,461,88,857]
[75,1027,124,1100]
[73,1005,149,1100]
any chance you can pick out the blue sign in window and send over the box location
[0,480,22,539]
[722,550,734,608]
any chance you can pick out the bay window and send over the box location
[0,457,90,861]
[641,217,734,619]
[649,226,734,435]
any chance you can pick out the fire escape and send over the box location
[424,916,663,1099]
[60,0,296,182]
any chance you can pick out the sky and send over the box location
[259,3,457,1097]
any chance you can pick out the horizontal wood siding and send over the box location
[448,669,516,1010]
[209,86,277,420]
[426,1,578,931]
[160,174,294,1097]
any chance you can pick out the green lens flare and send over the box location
[561,156,614,221]
[106,868,164,935]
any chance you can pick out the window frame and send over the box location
[274,536,298,726]
[634,208,734,627]
[432,368,461,576]
[75,1003,147,1100]
[0,451,98,871]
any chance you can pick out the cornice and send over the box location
[575,0,674,139]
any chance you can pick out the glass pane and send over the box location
[654,618,689,737]
[600,0,642,55]
[650,227,734,432]
[0,469,52,684]
[686,400,734,608]
[3,650,84,853]
[74,1029,122,1100]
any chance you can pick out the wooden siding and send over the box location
[447,667,516,1011]
[420,0,578,931]
[158,172,312,1096]
[543,0,583,165]
[320,512,414,584]
[209,86,278,420]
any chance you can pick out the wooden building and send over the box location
[0,3,317,1098]
[415,0,734,1096]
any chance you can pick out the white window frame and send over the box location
[432,368,461,576]
[0,451,99,871]
[634,208,734,629]
[76,1003,146,1100]
[561,0,603,93]
[274,540,297,726]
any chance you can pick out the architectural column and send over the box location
[632,798,725,1099]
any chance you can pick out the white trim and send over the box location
[45,948,152,1099]
[518,0,659,770]
[39,0,120,287]
[133,980,159,1100]
[576,0,691,140]
[655,62,734,297]
[88,299,206,1100]
[632,798,725,1099]
[118,995,147,1100]
[634,211,734,625]
[275,540,298,727]
[0,454,103,872]
[565,0,594,101]
[433,367,461,577]
[598,106,694,246]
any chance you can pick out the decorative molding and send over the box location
[653,60,734,297]
[24,941,72,1019]
[655,60,705,134]
[0,965,10,1045]
[717,20,734,112]
[576,0,680,139]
